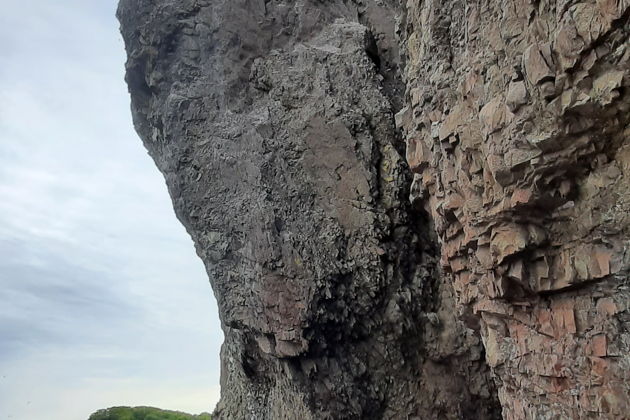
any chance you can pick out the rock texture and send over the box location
[399,0,630,418]
[118,0,629,419]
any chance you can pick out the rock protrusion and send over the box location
[117,0,499,419]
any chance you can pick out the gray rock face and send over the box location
[117,1,499,419]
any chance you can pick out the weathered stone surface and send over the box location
[119,0,630,418]
[118,1,498,419]
[399,0,630,418]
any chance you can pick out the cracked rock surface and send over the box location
[118,0,629,419]
[399,0,630,418]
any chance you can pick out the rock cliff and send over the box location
[118,0,629,419]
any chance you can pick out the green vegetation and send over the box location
[88,406,211,420]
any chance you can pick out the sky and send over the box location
[0,1,222,419]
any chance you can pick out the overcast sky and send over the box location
[0,1,222,419]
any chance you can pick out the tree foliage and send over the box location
[88,406,211,420]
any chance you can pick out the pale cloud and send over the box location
[0,1,222,419]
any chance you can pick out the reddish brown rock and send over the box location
[400,0,630,417]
